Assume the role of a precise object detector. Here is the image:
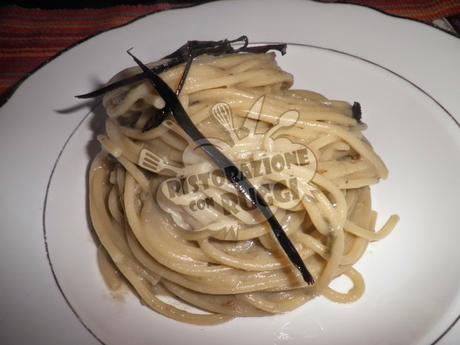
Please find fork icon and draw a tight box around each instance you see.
[138,149,184,176]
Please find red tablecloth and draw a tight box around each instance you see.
[1,0,459,105]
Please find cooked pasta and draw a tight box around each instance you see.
[89,50,398,325]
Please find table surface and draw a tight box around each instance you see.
[1,0,460,106]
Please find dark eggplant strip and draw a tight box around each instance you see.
[75,36,286,100]
[242,44,287,55]
[126,50,315,285]
[352,102,362,122]
[75,58,181,99]
[142,47,194,131]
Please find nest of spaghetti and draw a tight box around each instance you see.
[89,50,398,324]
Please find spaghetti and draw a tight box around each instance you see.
[88,45,398,324]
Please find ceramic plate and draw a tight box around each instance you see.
[1,1,459,344]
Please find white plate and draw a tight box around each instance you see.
[0,1,459,344]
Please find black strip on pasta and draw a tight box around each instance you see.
[75,36,286,100]
[126,50,315,285]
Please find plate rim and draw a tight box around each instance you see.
[2,0,460,344]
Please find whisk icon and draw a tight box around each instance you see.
[211,102,240,145]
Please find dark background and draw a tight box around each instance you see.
[3,0,197,8]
